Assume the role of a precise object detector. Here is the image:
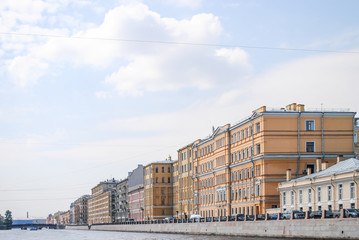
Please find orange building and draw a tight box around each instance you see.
[143,158,174,220]
[184,103,356,217]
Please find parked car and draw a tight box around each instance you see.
[334,209,359,218]
[246,215,255,221]
[309,210,333,219]
[164,217,174,223]
[282,210,305,220]
[189,214,202,222]
[235,214,245,221]
[256,214,266,220]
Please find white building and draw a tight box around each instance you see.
[278,157,359,212]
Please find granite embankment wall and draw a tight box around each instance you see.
[66,219,359,239]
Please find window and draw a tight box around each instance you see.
[168,167,171,173]
[299,190,303,204]
[283,192,286,205]
[155,167,158,173]
[162,177,165,183]
[327,186,332,201]
[245,128,249,138]
[250,126,253,136]
[350,182,355,199]
[306,142,315,152]
[338,184,343,200]
[291,191,294,205]
[156,177,158,183]
[317,187,321,202]
[168,177,171,183]
[308,189,312,203]
[256,122,260,133]
[305,120,315,131]
[256,144,261,154]
[162,167,165,173]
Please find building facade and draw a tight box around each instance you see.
[128,164,144,221]
[144,158,174,220]
[279,157,359,212]
[182,103,356,217]
[88,179,118,224]
[175,144,195,219]
[73,195,91,224]
[116,178,129,222]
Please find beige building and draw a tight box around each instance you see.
[279,157,359,212]
[73,195,91,225]
[88,179,118,224]
[180,103,356,217]
[172,160,179,218]
[143,158,174,220]
[175,144,195,219]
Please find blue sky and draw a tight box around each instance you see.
[1,0,359,219]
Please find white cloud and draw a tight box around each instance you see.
[166,0,203,9]
[3,2,252,92]
[6,55,48,87]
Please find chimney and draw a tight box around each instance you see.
[286,169,292,181]
[337,155,343,163]
[321,161,328,170]
[168,155,172,161]
[307,167,312,175]
[296,104,305,112]
[316,158,322,172]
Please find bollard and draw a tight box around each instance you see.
[340,209,345,219]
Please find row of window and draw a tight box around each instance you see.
[230,122,261,144]
[230,144,261,163]
[145,177,172,185]
[198,185,261,205]
[283,183,356,206]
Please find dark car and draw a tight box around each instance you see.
[309,210,333,219]
[235,214,245,221]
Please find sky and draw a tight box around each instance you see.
[1,0,359,219]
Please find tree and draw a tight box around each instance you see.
[4,210,12,226]
[0,214,3,225]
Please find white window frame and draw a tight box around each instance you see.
[350,182,355,199]
[338,184,343,200]
[305,120,315,131]
[305,141,316,152]
[327,185,332,201]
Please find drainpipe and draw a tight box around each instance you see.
[330,177,336,211]
[321,112,325,160]
[296,112,301,177]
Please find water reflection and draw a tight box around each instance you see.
[0,229,291,240]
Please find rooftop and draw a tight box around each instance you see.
[287,158,359,183]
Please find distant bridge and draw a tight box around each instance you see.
[11,223,62,229]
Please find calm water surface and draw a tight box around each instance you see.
[0,229,287,240]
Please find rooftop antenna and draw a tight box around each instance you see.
[321,103,323,112]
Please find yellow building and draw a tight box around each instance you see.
[88,179,118,224]
[279,157,359,212]
[175,143,195,219]
[143,158,174,220]
[184,103,356,217]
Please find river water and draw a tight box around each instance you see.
[0,229,286,240]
